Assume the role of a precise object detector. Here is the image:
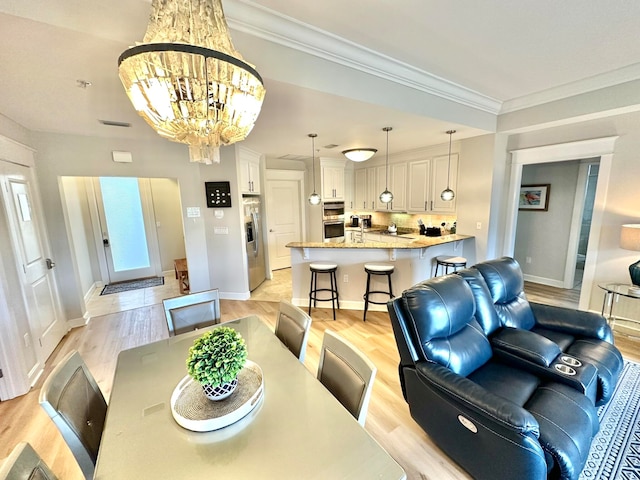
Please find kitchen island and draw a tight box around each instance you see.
[286,233,474,312]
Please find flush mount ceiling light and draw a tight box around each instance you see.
[118,0,266,165]
[342,148,377,162]
[308,134,322,206]
[379,127,394,204]
[440,130,456,202]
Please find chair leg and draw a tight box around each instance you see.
[308,271,314,315]
[363,272,371,321]
[330,271,337,320]
[388,272,394,298]
[333,270,340,309]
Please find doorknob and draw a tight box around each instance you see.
[103,238,110,247]
[269,229,274,232]
[46,258,56,269]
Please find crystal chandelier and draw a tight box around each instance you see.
[118,0,266,164]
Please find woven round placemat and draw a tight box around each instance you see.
[173,361,263,421]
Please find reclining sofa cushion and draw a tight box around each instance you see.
[401,275,492,377]
[471,257,623,406]
[393,275,598,479]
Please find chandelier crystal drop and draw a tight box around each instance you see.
[440,130,456,201]
[379,127,393,204]
[118,0,266,164]
[308,134,322,206]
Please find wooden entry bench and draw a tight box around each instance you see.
[174,258,189,294]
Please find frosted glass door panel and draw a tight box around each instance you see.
[100,177,150,271]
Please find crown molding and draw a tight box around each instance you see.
[501,63,640,114]
[225,0,502,115]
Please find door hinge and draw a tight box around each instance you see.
[0,368,3,378]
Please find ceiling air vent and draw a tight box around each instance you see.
[323,144,339,149]
[99,120,132,128]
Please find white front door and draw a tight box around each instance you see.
[0,161,66,373]
[94,177,161,283]
[265,173,303,270]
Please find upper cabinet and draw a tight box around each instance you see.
[407,153,458,214]
[239,147,261,194]
[321,159,346,201]
[377,163,407,212]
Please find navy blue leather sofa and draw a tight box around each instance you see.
[386,258,622,480]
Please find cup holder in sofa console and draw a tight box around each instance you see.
[560,356,582,367]
[554,364,577,376]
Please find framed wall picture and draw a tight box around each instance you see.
[519,184,550,211]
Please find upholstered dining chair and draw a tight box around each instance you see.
[317,329,377,426]
[39,350,106,480]
[275,300,312,362]
[0,442,58,480]
[162,288,221,336]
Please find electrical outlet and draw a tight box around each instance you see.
[476,222,482,230]
[526,256,532,264]
[343,274,349,283]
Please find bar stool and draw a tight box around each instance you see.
[435,255,467,276]
[363,263,394,321]
[309,263,340,320]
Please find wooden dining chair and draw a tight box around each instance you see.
[317,329,377,426]
[275,300,312,362]
[39,350,106,480]
[162,288,221,336]
[0,442,58,480]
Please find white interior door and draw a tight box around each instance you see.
[265,175,303,270]
[94,177,161,283]
[1,161,66,369]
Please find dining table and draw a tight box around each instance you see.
[94,315,406,479]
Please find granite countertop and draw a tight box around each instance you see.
[286,234,473,250]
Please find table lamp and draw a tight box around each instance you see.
[620,224,640,293]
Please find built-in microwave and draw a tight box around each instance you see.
[322,201,345,220]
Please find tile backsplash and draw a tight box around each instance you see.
[351,211,456,233]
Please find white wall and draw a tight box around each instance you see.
[515,161,580,284]
[502,109,640,317]
[60,177,97,299]
[29,132,249,321]
[149,178,186,272]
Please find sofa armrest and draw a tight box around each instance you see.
[491,328,562,367]
[529,302,613,342]
[415,361,540,436]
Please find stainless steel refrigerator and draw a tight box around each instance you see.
[243,196,267,291]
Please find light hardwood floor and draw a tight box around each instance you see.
[2,283,639,479]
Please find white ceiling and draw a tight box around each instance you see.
[1,0,639,160]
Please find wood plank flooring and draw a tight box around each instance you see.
[1,294,638,479]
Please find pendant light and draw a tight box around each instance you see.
[308,134,322,206]
[379,127,394,204]
[440,130,456,201]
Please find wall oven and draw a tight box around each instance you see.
[322,201,345,243]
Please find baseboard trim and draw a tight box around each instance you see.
[523,274,565,289]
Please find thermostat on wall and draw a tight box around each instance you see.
[205,181,232,208]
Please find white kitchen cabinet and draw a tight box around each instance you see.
[407,154,457,213]
[239,147,261,194]
[354,168,368,210]
[377,163,407,212]
[431,154,458,213]
[321,159,346,200]
[344,167,354,209]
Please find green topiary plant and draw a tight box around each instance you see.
[186,327,248,387]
